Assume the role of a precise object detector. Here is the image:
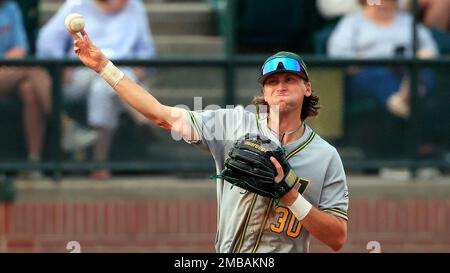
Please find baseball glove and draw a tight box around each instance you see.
[214,133,299,199]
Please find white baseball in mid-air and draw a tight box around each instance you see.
[64,13,85,33]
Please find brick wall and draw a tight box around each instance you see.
[1,198,449,253]
[311,198,450,253]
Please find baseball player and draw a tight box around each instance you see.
[70,29,349,252]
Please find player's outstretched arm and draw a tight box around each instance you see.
[70,30,196,140]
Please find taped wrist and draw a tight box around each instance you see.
[288,194,312,221]
[99,61,124,88]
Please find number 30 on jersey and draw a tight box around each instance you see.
[270,178,310,238]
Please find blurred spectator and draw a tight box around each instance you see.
[402,0,450,32]
[317,0,450,29]
[327,0,439,119]
[37,0,155,180]
[316,0,361,21]
[0,0,97,179]
[314,0,361,54]
[236,0,323,53]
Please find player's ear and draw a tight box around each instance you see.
[304,81,312,97]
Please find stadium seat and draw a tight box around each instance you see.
[430,28,450,55]
[234,0,324,54]
[313,22,338,55]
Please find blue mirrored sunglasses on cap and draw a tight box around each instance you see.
[261,57,303,75]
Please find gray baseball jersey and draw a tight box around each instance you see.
[184,106,349,253]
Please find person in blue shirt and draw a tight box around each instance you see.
[37,0,156,180]
[0,0,28,55]
[327,0,438,119]
[0,0,97,179]
[0,0,46,174]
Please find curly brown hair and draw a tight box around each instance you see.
[251,89,320,121]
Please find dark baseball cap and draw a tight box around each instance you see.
[258,51,310,85]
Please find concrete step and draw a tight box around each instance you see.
[148,3,218,36]
[147,66,259,89]
[39,2,218,36]
[14,175,450,201]
[14,176,217,201]
[146,67,223,89]
[155,35,223,56]
[140,67,260,107]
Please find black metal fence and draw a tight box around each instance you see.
[0,56,449,179]
[1,0,449,179]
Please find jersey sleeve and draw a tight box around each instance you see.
[318,148,349,220]
[182,106,248,153]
